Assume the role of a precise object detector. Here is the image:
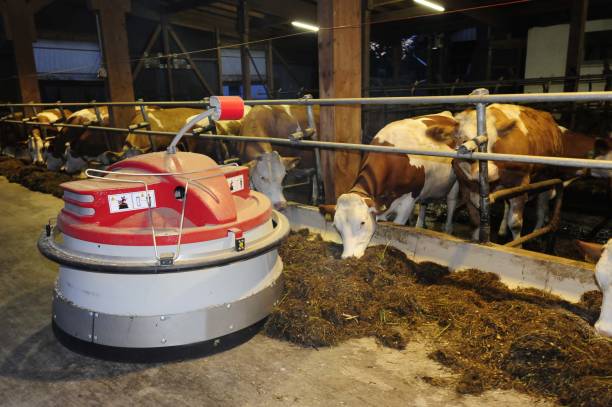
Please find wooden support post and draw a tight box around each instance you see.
[89,0,136,132]
[215,28,224,95]
[161,16,175,100]
[239,0,251,99]
[3,0,40,114]
[318,0,362,202]
[564,0,589,92]
[266,40,275,98]
[362,1,370,97]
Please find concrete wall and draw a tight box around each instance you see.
[524,19,612,93]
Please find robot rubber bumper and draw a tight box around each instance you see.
[38,97,290,358]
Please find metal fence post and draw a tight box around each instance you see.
[473,88,491,243]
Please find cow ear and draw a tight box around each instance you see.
[365,197,385,215]
[496,118,516,136]
[426,123,458,143]
[282,156,301,170]
[575,240,604,264]
[318,204,336,220]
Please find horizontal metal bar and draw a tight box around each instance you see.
[2,91,612,109]
[488,178,564,204]
[244,91,612,106]
[5,119,612,171]
[0,100,210,108]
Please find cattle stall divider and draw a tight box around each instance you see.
[2,90,612,247]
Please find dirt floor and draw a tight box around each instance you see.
[266,231,612,407]
[0,177,555,407]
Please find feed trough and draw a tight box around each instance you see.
[38,97,290,361]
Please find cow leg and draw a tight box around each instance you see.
[416,204,426,229]
[393,195,417,225]
[596,288,612,337]
[444,181,459,234]
[377,197,403,222]
[498,201,509,237]
[507,194,528,242]
[534,190,552,230]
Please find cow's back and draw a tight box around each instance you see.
[355,114,457,206]
[487,105,563,157]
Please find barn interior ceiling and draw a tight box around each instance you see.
[29,0,612,44]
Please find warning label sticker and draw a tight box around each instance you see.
[108,190,156,213]
[227,174,245,192]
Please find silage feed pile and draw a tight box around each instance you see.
[0,157,73,197]
[266,230,612,406]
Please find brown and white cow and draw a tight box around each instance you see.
[560,129,612,189]
[496,127,612,237]
[320,112,459,258]
[576,238,612,337]
[453,104,564,241]
[235,105,316,209]
[50,107,113,174]
[27,108,71,165]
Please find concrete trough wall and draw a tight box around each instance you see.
[285,203,598,303]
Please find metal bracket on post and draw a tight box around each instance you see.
[472,88,491,243]
[303,94,324,205]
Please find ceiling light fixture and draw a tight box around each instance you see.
[291,21,320,32]
[414,0,445,12]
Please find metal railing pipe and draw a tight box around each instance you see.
[2,91,612,109]
[242,91,612,106]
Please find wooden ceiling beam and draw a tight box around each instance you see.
[130,0,239,38]
[248,0,316,23]
[165,0,217,15]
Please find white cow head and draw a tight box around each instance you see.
[577,239,612,337]
[27,133,45,165]
[321,193,378,259]
[246,151,300,210]
[594,239,612,337]
[63,143,87,175]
